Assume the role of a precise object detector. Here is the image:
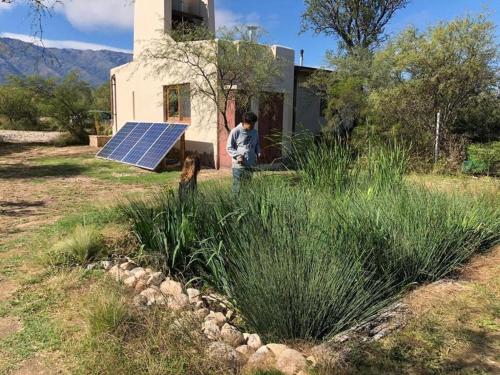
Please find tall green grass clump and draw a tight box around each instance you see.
[121,139,499,341]
[86,282,131,337]
[43,225,105,267]
[285,134,357,194]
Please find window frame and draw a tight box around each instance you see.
[164,84,191,124]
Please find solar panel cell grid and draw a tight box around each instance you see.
[109,123,152,161]
[96,122,137,159]
[122,124,166,165]
[137,124,188,170]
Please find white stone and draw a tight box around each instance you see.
[256,346,271,355]
[266,343,289,357]
[220,323,246,347]
[195,308,210,319]
[235,345,254,357]
[108,265,124,281]
[207,342,247,367]
[275,349,307,375]
[146,272,164,287]
[225,310,235,321]
[140,287,163,306]
[203,320,221,340]
[160,279,183,296]
[120,261,136,271]
[167,293,189,311]
[129,267,147,279]
[243,333,250,341]
[247,345,275,368]
[247,334,263,350]
[186,288,201,303]
[205,311,226,327]
[123,276,138,288]
[101,261,113,271]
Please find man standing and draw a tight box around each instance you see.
[226,111,261,193]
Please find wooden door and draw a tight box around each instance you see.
[218,96,244,169]
[258,93,284,164]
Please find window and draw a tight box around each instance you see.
[165,84,191,124]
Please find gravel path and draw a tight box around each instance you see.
[0,130,63,144]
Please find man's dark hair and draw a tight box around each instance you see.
[243,111,258,125]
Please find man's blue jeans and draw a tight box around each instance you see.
[232,168,253,193]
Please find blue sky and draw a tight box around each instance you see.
[0,0,498,67]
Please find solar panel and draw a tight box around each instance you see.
[109,123,152,161]
[137,125,188,170]
[97,122,137,159]
[122,125,166,165]
[96,122,188,171]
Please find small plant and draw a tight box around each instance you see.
[43,225,105,267]
[86,282,131,337]
[463,141,500,176]
[52,132,88,147]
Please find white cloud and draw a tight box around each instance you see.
[1,32,132,53]
[53,0,259,32]
[0,2,15,13]
[215,8,261,29]
[55,0,134,31]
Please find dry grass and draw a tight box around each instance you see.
[316,246,500,375]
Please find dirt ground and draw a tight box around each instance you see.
[0,145,135,245]
[0,144,229,246]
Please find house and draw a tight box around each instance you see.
[110,0,325,169]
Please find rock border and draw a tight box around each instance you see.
[96,259,309,374]
[90,258,408,374]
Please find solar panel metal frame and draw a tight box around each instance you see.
[96,122,188,171]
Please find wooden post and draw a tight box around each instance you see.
[434,110,441,164]
[180,134,186,166]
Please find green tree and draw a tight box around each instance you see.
[370,15,498,163]
[302,0,409,51]
[302,0,408,140]
[140,24,284,132]
[0,83,39,127]
[308,48,376,139]
[93,83,110,112]
[15,71,94,140]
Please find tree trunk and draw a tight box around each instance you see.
[434,110,441,164]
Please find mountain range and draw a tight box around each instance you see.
[0,37,133,86]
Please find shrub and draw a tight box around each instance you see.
[122,141,499,341]
[120,190,198,274]
[285,134,356,194]
[86,282,131,337]
[52,132,88,147]
[43,225,105,267]
[463,142,500,176]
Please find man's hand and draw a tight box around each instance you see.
[237,155,245,165]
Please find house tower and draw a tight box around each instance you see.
[133,0,215,59]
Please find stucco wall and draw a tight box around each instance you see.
[295,72,325,134]
[111,41,219,164]
[134,0,171,60]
